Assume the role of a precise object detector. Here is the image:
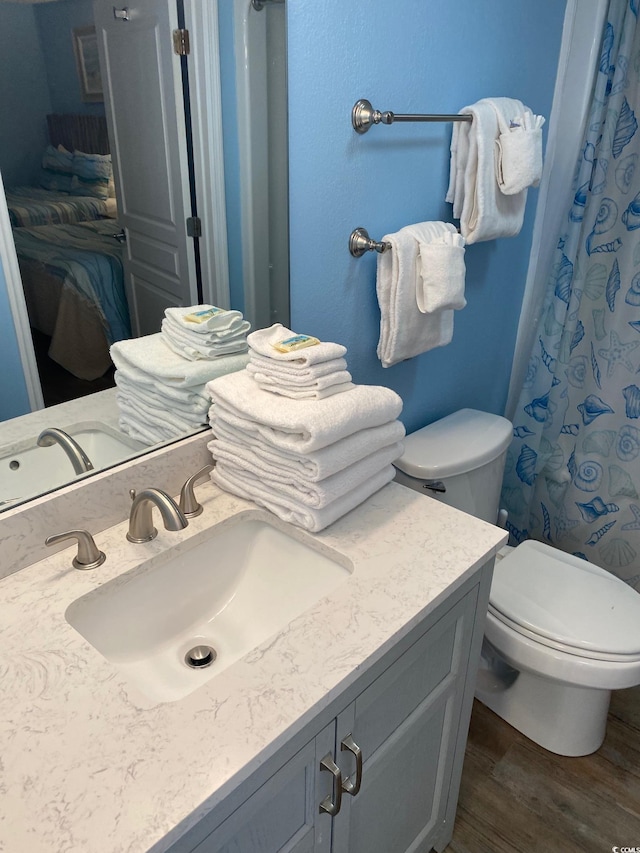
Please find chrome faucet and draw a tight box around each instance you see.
[37,428,94,475]
[127,488,188,543]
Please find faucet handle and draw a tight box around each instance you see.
[179,464,214,518]
[45,529,106,570]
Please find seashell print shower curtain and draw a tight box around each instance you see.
[502,0,640,587]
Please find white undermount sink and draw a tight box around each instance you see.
[0,422,146,506]
[65,515,353,703]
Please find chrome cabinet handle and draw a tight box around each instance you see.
[113,7,130,20]
[340,734,363,797]
[319,753,343,816]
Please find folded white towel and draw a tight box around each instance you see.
[115,371,210,417]
[495,108,545,195]
[248,353,349,382]
[247,360,354,399]
[210,416,406,481]
[110,334,249,387]
[248,323,347,364]
[446,97,528,243]
[376,227,454,367]
[116,390,204,433]
[249,380,355,400]
[112,363,210,407]
[165,305,249,335]
[206,370,403,453]
[118,415,174,446]
[212,460,395,532]
[163,315,250,346]
[208,437,403,507]
[405,222,467,313]
[162,321,249,361]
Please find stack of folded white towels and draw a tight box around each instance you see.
[161,305,250,360]
[110,305,250,445]
[206,324,405,532]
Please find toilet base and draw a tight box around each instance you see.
[475,661,611,756]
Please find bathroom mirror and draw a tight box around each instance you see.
[0,0,288,512]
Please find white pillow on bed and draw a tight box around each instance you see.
[70,150,113,200]
[39,144,74,193]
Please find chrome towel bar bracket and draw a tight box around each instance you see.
[352,98,473,134]
[349,227,391,258]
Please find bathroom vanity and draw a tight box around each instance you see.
[0,475,506,853]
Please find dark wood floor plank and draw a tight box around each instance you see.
[449,695,640,852]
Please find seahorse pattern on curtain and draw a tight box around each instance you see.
[501,0,640,588]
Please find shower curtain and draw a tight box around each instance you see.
[502,0,640,588]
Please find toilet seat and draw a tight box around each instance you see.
[489,540,640,660]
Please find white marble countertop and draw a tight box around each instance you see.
[0,481,506,853]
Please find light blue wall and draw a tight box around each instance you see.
[0,261,31,421]
[218,1,245,313]
[35,0,105,118]
[287,0,565,434]
[0,4,51,187]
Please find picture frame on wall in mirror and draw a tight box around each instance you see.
[72,26,103,103]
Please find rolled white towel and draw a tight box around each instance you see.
[110,333,249,387]
[210,416,406,482]
[208,437,403,506]
[165,305,249,335]
[247,323,346,364]
[212,460,395,532]
[206,370,403,453]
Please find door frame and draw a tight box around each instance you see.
[2,0,228,414]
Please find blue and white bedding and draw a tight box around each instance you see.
[12,219,130,344]
[6,187,116,228]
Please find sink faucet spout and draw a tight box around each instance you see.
[127,488,188,543]
[37,428,94,475]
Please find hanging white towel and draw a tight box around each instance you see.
[248,324,347,364]
[206,370,403,453]
[446,97,528,243]
[405,222,467,313]
[494,107,545,196]
[376,226,454,367]
[212,460,395,533]
[110,334,249,387]
[210,415,406,482]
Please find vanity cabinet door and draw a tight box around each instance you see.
[331,589,478,853]
[193,723,334,853]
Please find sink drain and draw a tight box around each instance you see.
[184,645,217,669]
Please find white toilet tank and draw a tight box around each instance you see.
[394,408,513,524]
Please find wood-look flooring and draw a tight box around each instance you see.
[448,688,640,853]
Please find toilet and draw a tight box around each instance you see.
[394,408,640,756]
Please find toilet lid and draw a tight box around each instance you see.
[489,540,640,657]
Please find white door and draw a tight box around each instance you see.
[93,0,198,337]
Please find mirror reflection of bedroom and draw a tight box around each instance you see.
[1,0,125,408]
